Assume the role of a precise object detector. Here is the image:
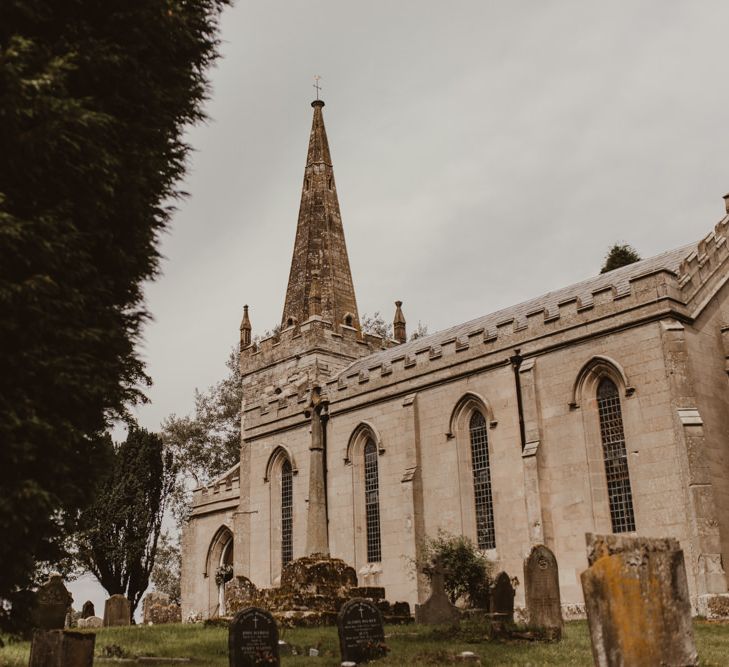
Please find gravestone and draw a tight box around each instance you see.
[143,591,170,623]
[35,573,73,630]
[337,598,386,664]
[81,600,95,619]
[29,629,95,667]
[103,594,131,627]
[77,616,102,629]
[524,544,562,639]
[228,607,280,667]
[414,560,460,625]
[580,533,698,667]
[489,571,515,623]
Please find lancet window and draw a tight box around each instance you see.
[364,438,382,562]
[597,378,636,532]
[281,459,293,566]
[469,411,495,549]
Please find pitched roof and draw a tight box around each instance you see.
[341,241,695,377]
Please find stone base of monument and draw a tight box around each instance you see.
[696,593,729,619]
[225,554,411,627]
[29,629,95,667]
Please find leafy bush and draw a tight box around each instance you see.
[418,531,493,608]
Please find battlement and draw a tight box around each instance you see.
[326,242,701,399]
[241,316,395,374]
[240,316,401,430]
[192,463,240,510]
[677,215,729,304]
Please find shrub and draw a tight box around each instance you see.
[418,531,493,608]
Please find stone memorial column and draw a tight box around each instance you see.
[305,386,329,556]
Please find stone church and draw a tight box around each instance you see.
[181,98,729,620]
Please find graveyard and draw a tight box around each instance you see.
[8,538,729,666]
[3,618,729,666]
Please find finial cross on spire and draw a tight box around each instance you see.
[313,75,322,100]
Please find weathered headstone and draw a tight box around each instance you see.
[103,594,131,627]
[337,598,386,664]
[77,616,103,629]
[29,629,95,667]
[143,591,170,623]
[580,533,698,667]
[489,571,515,623]
[414,560,460,625]
[148,602,182,625]
[81,600,95,619]
[228,607,280,667]
[524,544,562,639]
[35,573,73,630]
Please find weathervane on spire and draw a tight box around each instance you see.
[313,75,322,100]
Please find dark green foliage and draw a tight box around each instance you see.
[600,243,642,273]
[162,345,241,525]
[419,531,494,608]
[0,0,228,630]
[76,427,176,616]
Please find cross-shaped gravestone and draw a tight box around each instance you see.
[414,559,461,625]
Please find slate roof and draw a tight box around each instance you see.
[341,241,695,377]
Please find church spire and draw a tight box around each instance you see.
[281,99,360,330]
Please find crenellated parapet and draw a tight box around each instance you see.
[326,240,711,402]
[677,214,729,308]
[191,463,241,514]
[240,316,398,431]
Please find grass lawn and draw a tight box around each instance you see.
[2,619,728,666]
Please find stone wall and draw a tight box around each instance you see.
[181,212,729,618]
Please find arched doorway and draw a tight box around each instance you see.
[206,527,234,617]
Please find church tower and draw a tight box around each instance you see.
[234,99,395,578]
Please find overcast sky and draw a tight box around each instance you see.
[130,0,729,434]
[71,0,729,613]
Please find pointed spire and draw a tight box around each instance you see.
[393,300,407,343]
[240,304,252,348]
[282,100,360,331]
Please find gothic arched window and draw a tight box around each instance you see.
[281,460,293,566]
[597,377,636,533]
[364,438,382,562]
[469,411,495,549]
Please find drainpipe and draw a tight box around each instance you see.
[510,349,526,451]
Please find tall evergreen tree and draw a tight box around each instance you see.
[76,426,176,617]
[0,0,229,629]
